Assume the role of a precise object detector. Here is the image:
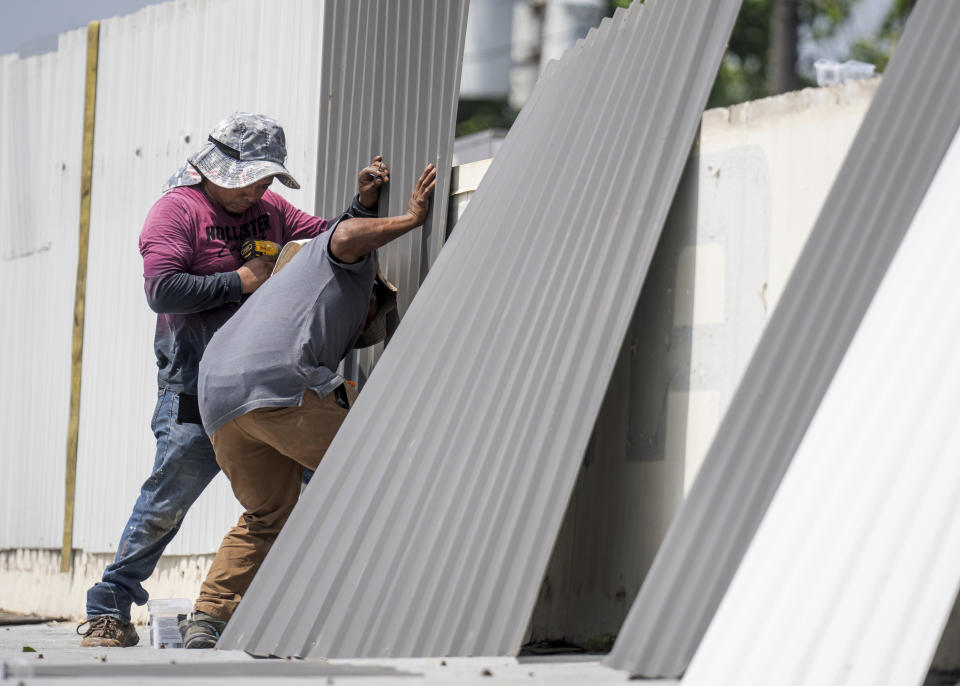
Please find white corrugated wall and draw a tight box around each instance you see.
[67,0,327,554]
[0,29,87,549]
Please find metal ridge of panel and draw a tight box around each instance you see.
[604,0,960,677]
[220,0,742,659]
[683,124,960,686]
[318,0,469,386]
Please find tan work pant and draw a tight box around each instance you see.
[195,386,357,621]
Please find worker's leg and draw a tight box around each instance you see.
[85,389,219,622]
[191,386,355,623]
[193,417,301,621]
[251,386,357,470]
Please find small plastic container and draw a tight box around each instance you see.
[814,59,876,86]
[147,598,192,649]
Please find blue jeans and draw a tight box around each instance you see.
[85,389,220,622]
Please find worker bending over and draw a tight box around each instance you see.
[179,162,437,648]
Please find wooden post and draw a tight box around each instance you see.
[62,20,100,574]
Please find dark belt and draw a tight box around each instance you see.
[178,385,349,426]
[333,383,350,410]
[176,393,203,425]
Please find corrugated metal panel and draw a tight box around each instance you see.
[685,124,960,686]
[220,0,741,658]
[605,0,960,677]
[0,29,87,548]
[72,0,327,554]
[318,0,468,387]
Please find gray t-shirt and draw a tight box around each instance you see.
[198,229,377,435]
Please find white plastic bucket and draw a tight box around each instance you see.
[147,598,192,649]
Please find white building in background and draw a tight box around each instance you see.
[460,0,606,107]
[456,0,606,164]
[460,0,514,98]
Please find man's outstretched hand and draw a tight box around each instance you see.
[406,164,437,226]
[358,155,389,209]
[330,162,439,264]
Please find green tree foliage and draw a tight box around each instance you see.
[710,0,772,106]
[709,0,916,108]
[799,0,857,39]
[848,0,916,71]
[456,99,516,138]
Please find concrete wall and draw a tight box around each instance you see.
[0,550,213,624]
[528,77,882,649]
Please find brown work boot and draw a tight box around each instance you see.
[181,611,227,649]
[77,616,140,647]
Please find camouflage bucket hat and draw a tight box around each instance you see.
[187,112,300,190]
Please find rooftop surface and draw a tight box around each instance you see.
[0,622,676,685]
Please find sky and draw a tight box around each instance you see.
[0,0,157,56]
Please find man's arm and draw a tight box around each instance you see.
[276,154,385,245]
[278,192,377,244]
[145,272,239,314]
[145,257,274,314]
[330,164,437,263]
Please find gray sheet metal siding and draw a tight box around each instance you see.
[604,0,960,677]
[315,0,468,386]
[219,0,740,658]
